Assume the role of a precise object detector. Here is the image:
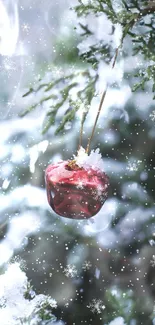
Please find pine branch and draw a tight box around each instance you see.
[140,1,155,16]
[20,0,155,135]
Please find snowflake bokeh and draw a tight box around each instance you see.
[22,23,30,34]
[63,264,77,278]
[2,57,17,78]
[82,260,92,271]
[87,299,105,314]
[76,179,85,189]
[126,159,142,172]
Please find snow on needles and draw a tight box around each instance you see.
[74,146,105,171]
[109,317,126,325]
[0,263,57,325]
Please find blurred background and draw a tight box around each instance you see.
[0,0,155,324]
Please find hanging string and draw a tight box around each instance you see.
[78,110,86,151]
[85,45,121,154]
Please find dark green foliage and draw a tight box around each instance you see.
[53,34,80,64]
[104,288,135,323]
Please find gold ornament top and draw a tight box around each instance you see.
[67,159,83,171]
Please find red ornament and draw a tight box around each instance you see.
[45,160,109,219]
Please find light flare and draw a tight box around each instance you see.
[0,0,19,56]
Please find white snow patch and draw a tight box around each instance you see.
[0,212,41,265]
[29,140,48,173]
[0,263,57,325]
[109,317,126,325]
[74,146,105,171]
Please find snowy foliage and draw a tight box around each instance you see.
[0,263,57,325]
[21,0,155,134]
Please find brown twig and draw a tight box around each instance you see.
[85,88,108,154]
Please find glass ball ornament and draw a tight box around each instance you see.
[45,158,109,220]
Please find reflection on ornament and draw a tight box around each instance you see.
[45,157,109,219]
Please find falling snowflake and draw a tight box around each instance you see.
[7,101,16,109]
[126,159,142,172]
[55,67,64,77]
[150,255,155,267]
[97,184,104,194]
[77,179,85,189]
[48,66,64,77]
[87,299,105,314]
[82,261,92,271]
[150,110,155,121]
[63,264,77,278]
[91,184,107,203]
[3,57,17,77]
[22,23,30,34]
